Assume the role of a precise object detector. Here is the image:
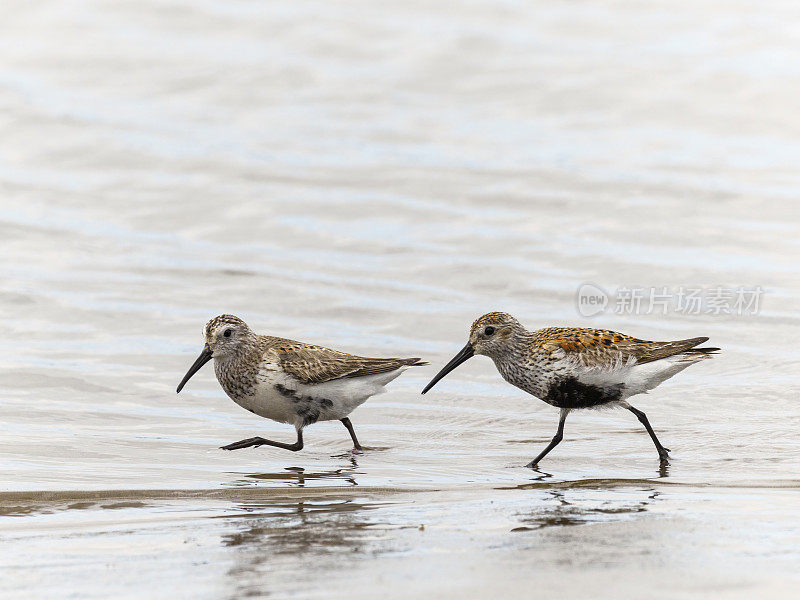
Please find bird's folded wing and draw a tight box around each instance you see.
[274,341,424,385]
[539,327,710,370]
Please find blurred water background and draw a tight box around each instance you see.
[1,1,800,598]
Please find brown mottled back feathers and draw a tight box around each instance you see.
[267,337,427,385]
[533,327,719,368]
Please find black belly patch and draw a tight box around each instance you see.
[275,383,333,426]
[544,377,623,408]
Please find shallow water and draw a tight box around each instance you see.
[2,0,800,598]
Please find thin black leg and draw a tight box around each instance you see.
[221,429,304,452]
[340,417,363,451]
[526,409,569,468]
[626,405,670,463]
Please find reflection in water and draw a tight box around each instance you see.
[0,505,41,517]
[529,460,669,481]
[228,457,361,488]
[223,499,381,553]
[331,446,390,458]
[511,488,660,532]
[528,467,555,481]
[0,499,147,517]
[221,498,392,599]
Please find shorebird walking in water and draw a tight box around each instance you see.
[177,315,426,452]
[422,312,718,467]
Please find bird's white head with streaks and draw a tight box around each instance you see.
[203,314,256,360]
[176,314,256,393]
[468,311,525,358]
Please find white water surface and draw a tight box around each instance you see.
[1,1,800,598]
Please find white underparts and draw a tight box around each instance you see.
[229,366,409,428]
[557,351,711,401]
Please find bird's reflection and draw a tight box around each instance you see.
[220,496,389,599]
[511,488,660,532]
[223,498,381,553]
[227,456,361,488]
[527,466,555,482]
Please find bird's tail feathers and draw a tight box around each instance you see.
[403,357,429,367]
[677,346,720,362]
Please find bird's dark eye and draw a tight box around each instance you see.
[223,329,232,338]
[484,326,495,336]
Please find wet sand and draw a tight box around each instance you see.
[5,481,800,599]
[2,0,800,598]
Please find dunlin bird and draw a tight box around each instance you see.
[422,312,718,467]
[177,315,426,452]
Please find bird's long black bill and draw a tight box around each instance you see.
[176,345,213,393]
[421,343,474,394]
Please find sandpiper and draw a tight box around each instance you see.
[422,312,719,467]
[177,315,426,452]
